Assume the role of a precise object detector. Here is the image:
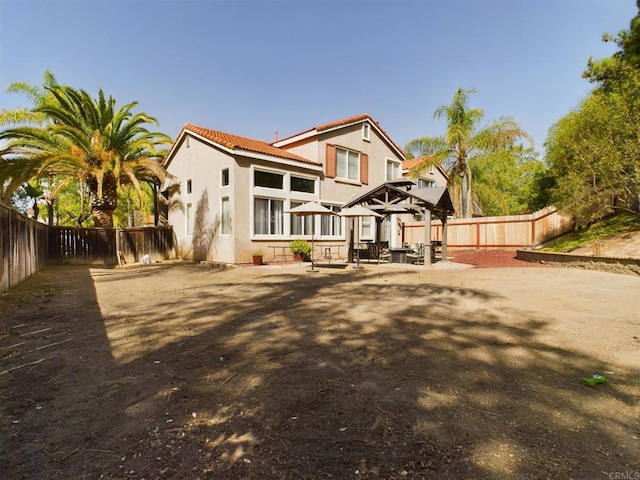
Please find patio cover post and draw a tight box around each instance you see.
[424,207,431,267]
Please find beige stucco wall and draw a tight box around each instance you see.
[166,135,236,263]
[167,120,415,264]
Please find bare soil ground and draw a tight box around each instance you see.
[1,256,639,479]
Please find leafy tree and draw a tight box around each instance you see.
[405,88,532,218]
[544,91,639,226]
[0,85,172,227]
[544,3,640,227]
[471,145,546,216]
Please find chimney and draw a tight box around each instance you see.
[274,131,278,142]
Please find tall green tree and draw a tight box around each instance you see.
[471,145,546,216]
[545,89,639,226]
[405,88,532,218]
[0,85,172,227]
[545,2,640,226]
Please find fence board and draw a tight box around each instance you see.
[403,207,574,250]
[1,202,176,292]
[1,203,48,293]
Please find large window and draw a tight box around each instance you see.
[321,205,342,236]
[386,159,401,181]
[290,201,313,235]
[252,168,320,238]
[221,197,230,234]
[254,198,284,235]
[336,147,360,181]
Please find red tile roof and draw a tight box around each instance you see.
[402,156,431,170]
[275,113,405,158]
[183,124,321,166]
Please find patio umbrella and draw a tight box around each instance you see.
[339,205,383,269]
[287,202,336,273]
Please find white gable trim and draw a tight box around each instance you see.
[164,129,322,172]
[274,118,405,160]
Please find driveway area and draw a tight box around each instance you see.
[1,261,639,479]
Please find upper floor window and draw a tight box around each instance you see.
[254,170,284,189]
[221,168,229,187]
[386,159,401,181]
[186,179,192,195]
[336,147,360,181]
[362,123,371,141]
[416,178,435,188]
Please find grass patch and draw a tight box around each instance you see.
[541,213,640,252]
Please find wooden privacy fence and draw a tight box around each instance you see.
[1,202,176,293]
[48,226,175,266]
[403,207,574,250]
[0,203,48,294]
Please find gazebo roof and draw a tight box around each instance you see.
[343,182,454,218]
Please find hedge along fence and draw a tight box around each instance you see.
[403,207,574,250]
[0,203,48,294]
[1,202,176,293]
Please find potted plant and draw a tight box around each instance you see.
[252,250,264,265]
[290,239,312,262]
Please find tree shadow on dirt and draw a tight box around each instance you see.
[1,265,638,479]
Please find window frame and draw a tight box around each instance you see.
[319,204,343,239]
[386,158,401,182]
[251,166,319,239]
[221,196,230,235]
[362,123,371,141]
[221,168,230,187]
[186,202,193,235]
[335,146,360,183]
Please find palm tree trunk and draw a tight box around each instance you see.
[463,168,473,218]
[88,174,118,228]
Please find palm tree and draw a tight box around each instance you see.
[405,88,532,218]
[0,70,60,127]
[0,85,172,227]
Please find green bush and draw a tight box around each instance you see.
[290,239,312,256]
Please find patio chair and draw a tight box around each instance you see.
[406,243,426,265]
[366,242,391,264]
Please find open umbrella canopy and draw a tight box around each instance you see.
[339,205,384,218]
[287,201,336,216]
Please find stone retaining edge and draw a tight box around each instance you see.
[516,249,640,275]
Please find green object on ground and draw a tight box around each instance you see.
[582,374,607,387]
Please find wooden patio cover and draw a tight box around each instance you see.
[342,179,455,265]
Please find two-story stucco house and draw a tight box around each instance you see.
[163,114,440,264]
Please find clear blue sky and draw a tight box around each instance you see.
[0,0,636,156]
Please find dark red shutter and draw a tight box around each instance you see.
[360,153,369,185]
[326,144,336,178]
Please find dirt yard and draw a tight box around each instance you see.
[1,257,639,479]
